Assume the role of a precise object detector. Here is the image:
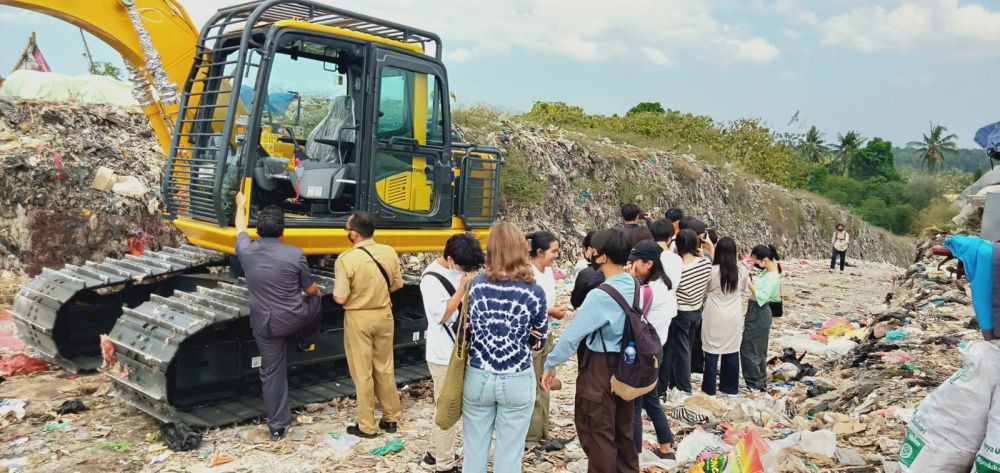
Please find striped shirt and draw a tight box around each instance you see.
[467,275,548,374]
[677,257,712,311]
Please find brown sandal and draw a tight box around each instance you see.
[649,444,676,460]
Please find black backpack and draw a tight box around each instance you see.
[595,278,663,401]
[422,272,460,341]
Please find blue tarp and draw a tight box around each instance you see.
[944,236,995,333]
[239,86,296,116]
[974,122,1000,150]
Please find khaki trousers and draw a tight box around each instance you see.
[527,333,554,443]
[428,362,459,469]
[345,309,401,435]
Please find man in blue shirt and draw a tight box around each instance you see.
[542,228,639,472]
[234,193,323,440]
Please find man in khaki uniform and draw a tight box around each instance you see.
[333,211,404,438]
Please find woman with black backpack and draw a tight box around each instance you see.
[741,244,782,392]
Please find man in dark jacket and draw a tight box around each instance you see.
[571,231,605,309]
[619,203,653,250]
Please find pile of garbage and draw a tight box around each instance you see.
[0,98,179,281]
[460,119,913,266]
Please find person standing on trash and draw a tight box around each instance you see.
[419,234,485,472]
[463,221,548,473]
[620,203,654,250]
[649,219,682,397]
[233,193,323,441]
[333,211,405,438]
[663,229,713,398]
[571,231,605,309]
[741,244,782,392]
[627,240,677,460]
[701,237,749,396]
[542,228,640,472]
[830,223,850,273]
[526,231,568,449]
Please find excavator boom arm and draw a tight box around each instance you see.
[0,0,199,152]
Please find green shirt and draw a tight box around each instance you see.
[754,271,781,306]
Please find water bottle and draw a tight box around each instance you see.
[624,341,637,365]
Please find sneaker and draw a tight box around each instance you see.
[296,341,316,352]
[346,424,378,439]
[269,427,286,441]
[378,420,398,433]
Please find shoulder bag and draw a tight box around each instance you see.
[434,280,473,430]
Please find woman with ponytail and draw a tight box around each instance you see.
[740,244,782,392]
[525,231,565,447]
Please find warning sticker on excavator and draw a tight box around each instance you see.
[306,186,323,198]
[251,356,261,368]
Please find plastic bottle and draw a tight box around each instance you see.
[624,341,637,365]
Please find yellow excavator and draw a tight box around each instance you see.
[5,0,501,427]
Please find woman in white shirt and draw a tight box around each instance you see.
[526,231,566,445]
[700,237,748,396]
[418,234,485,472]
[627,240,676,459]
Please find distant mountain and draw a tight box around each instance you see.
[893,147,991,174]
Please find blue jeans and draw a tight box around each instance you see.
[462,366,535,473]
[632,389,674,452]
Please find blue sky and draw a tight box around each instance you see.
[1,0,997,148]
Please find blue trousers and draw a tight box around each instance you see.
[632,389,674,452]
[462,366,535,473]
[702,352,740,395]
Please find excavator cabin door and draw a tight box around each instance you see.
[361,47,453,228]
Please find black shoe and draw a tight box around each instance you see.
[269,427,286,441]
[296,341,316,352]
[346,424,378,438]
[379,420,398,433]
[421,452,461,472]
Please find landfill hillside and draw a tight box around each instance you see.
[459,118,913,266]
[0,100,181,282]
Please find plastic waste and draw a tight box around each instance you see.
[112,176,148,199]
[325,432,361,457]
[96,441,132,451]
[209,450,234,467]
[899,341,1000,472]
[798,430,836,457]
[884,330,907,342]
[56,399,87,415]
[0,457,28,472]
[370,438,405,456]
[877,350,917,364]
[43,421,71,432]
[0,354,49,377]
[688,430,768,473]
[0,399,28,420]
[674,428,731,465]
[161,422,203,452]
[148,452,171,465]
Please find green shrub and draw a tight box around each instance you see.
[500,149,545,207]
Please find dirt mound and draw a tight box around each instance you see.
[0,99,180,281]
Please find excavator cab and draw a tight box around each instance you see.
[164,0,500,239]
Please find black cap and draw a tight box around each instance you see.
[628,240,662,262]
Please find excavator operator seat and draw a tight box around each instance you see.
[305,95,356,163]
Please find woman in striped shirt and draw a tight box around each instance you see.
[662,229,713,395]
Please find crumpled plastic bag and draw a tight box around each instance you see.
[111,176,148,199]
[675,428,731,465]
[0,354,49,377]
[324,432,361,457]
[370,438,404,456]
[688,430,769,473]
[160,422,203,452]
[0,399,28,420]
[56,399,87,415]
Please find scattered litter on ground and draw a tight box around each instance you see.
[325,432,361,456]
[370,438,405,457]
[95,441,132,451]
[209,450,234,467]
[56,398,87,415]
[0,354,49,377]
[160,422,203,452]
[43,420,71,432]
[0,399,27,420]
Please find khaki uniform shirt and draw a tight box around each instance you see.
[334,239,404,313]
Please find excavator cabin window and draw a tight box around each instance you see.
[243,35,365,218]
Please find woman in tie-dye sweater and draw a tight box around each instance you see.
[461,221,548,473]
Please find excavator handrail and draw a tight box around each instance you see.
[204,0,442,59]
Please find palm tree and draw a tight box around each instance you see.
[907,123,959,174]
[799,126,829,163]
[834,130,864,176]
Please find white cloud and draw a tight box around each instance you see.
[178,0,779,66]
[819,0,1000,56]
[0,9,42,24]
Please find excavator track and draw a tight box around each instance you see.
[10,245,229,371]
[105,267,430,428]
